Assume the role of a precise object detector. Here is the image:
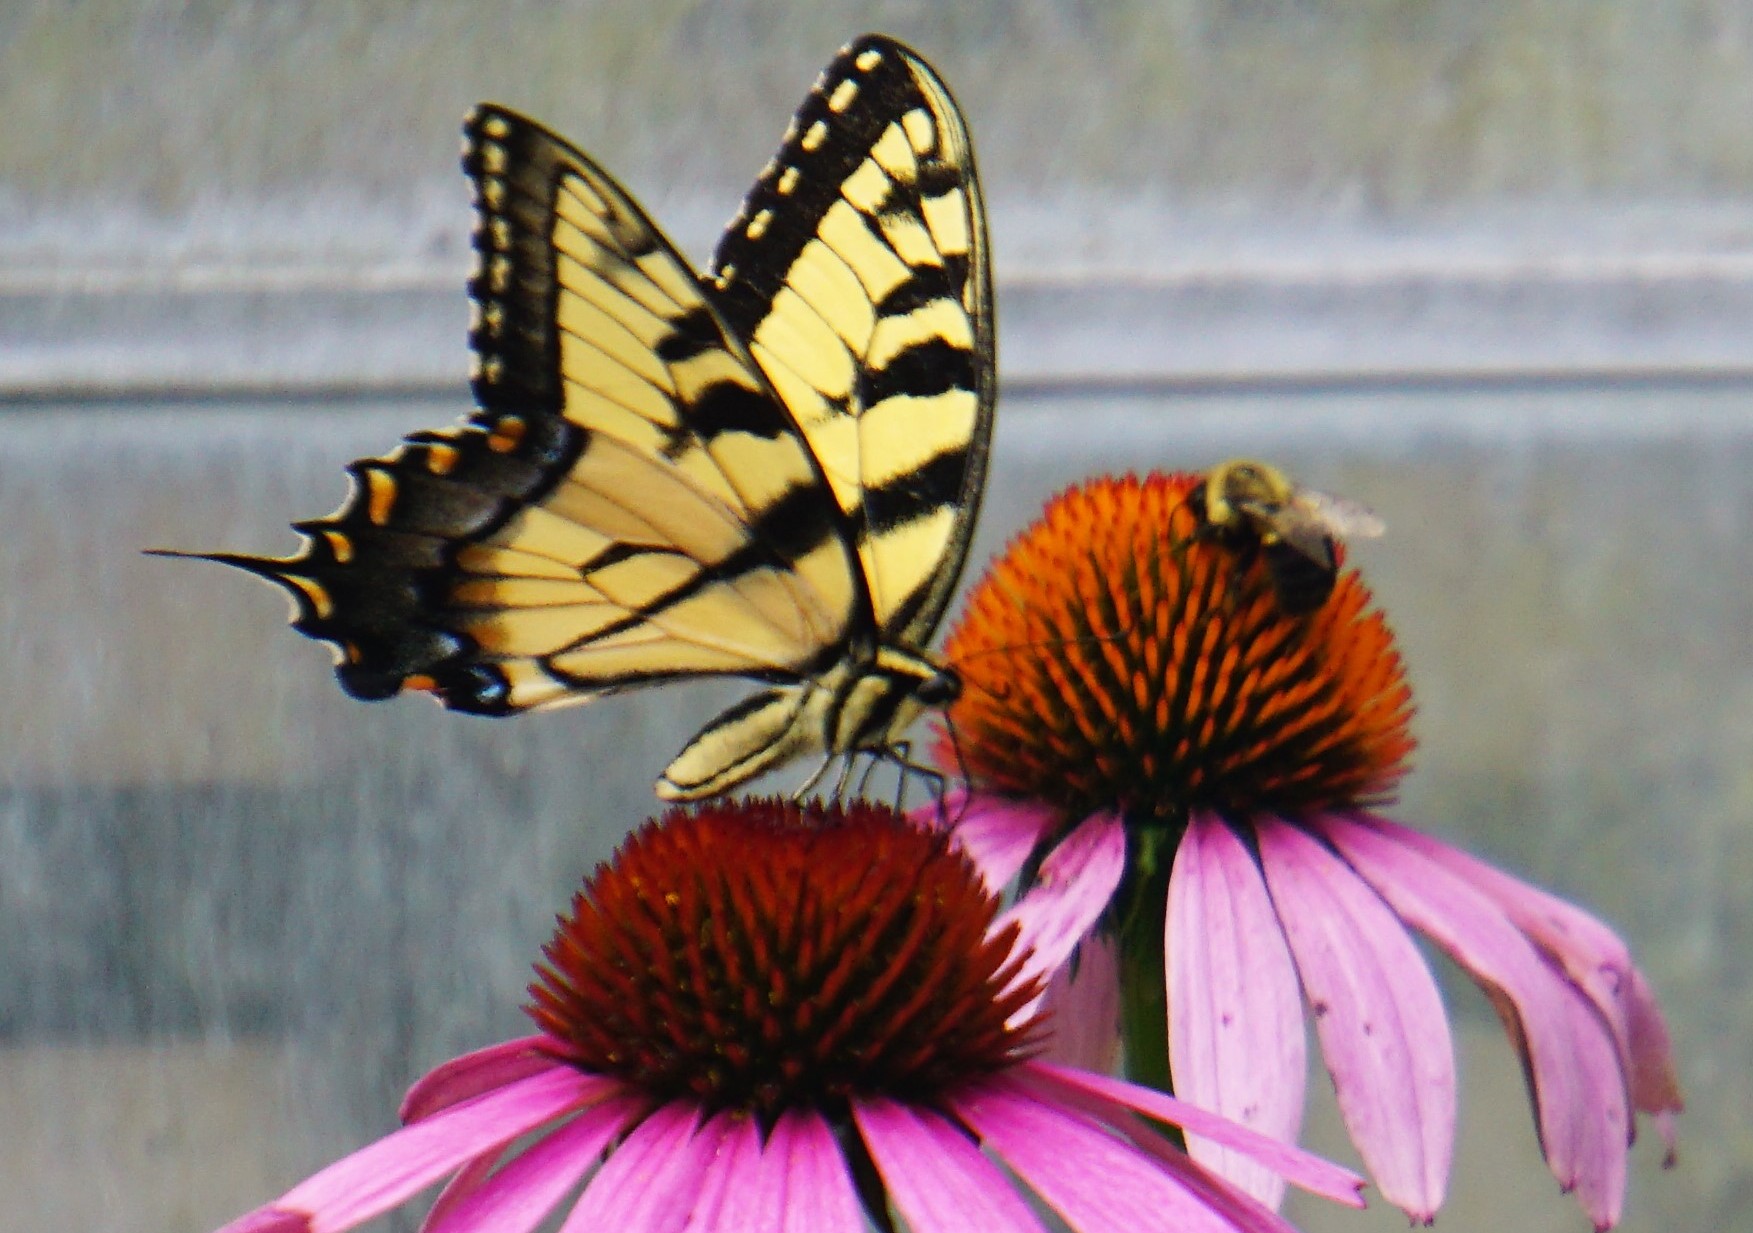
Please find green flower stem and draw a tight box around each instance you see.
[1114,820,1183,1145]
[1116,824,1173,1093]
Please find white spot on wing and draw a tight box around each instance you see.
[828,78,859,113]
[902,108,937,157]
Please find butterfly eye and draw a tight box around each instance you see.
[916,671,962,707]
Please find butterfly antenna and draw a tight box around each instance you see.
[941,712,971,795]
[943,621,1142,707]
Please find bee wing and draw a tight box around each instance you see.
[1276,517,1338,568]
[1294,489,1385,541]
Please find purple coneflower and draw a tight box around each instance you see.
[932,472,1683,1229]
[216,797,1363,1233]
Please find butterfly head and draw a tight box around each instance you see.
[914,666,962,707]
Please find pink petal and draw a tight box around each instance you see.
[993,810,1125,1011]
[281,1066,601,1232]
[1360,813,1683,1124]
[769,1110,868,1233]
[561,1102,722,1233]
[683,1112,773,1233]
[1623,969,1684,1141]
[1651,1110,1680,1168]
[853,1097,1047,1232]
[1256,819,1454,1222]
[1556,995,1632,1230]
[950,1078,1245,1233]
[426,1093,647,1233]
[1314,813,1631,1227]
[1168,812,1308,1210]
[419,1149,505,1232]
[1018,1064,1365,1207]
[401,1037,559,1123]
[1086,1112,1320,1233]
[928,790,1061,890]
[216,1211,309,1233]
[1040,934,1122,1072]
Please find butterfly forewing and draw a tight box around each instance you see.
[710,36,994,648]
[446,108,873,705]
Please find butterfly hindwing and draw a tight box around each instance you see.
[711,36,994,648]
[187,108,868,716]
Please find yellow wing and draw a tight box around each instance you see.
[711,35,994,647]
[159,34,995,800]
[175,105,863,715]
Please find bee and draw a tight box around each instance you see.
[1192,459,1385,615]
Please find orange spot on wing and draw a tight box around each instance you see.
[321,531,354,564]
[365,470,397,526]
[285,575,334,621]
[487,416,526,453]
[425,442,461,474]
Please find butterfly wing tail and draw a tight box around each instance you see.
[146,545,344,636]
[144,543,481,705]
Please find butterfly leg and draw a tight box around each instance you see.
[874,741,952,824]
[888,741,913,814]
[853,751,885,798]
[790,751,840,803]
[831,753,862,800]
[914,764,950,827]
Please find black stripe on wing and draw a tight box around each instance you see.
[542,479,859,682]
[706,34,995,647]
[710,37,931,335]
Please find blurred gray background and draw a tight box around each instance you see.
[2,3,1749,1231]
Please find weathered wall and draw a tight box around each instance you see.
[9,1,1753,268]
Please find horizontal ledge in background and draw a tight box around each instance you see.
[12,365,1753,412]
[7,253,1753,401]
